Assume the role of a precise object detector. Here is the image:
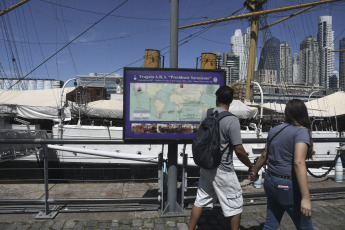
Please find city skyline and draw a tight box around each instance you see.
[205,13,343,89]
[0,0,345,85]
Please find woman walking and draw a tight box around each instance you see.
[250,99,314,230]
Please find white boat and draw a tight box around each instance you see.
[44,124,341,171]
[0,87,343,174]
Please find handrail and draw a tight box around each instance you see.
[0,197,158,205]
[1,137,345,145]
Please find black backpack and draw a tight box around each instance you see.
[192,108,233,169]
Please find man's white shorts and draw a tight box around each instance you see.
[194,168,243,217]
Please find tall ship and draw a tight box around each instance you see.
[1,0,345,179]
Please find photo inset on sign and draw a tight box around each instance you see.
[157,124,183,134]
[131,123,144,133]
[167,124,182,133]
[181,124,194,133]
[143,123,157,133]
[157,124,168,133]
[193,124,200,133]
[132,123,157,133]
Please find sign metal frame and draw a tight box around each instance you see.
[123,67,226,143]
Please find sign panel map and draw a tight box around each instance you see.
[130,83,218,122]
[124,68,225,141]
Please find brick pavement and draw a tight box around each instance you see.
[0,175,344,229]
[0,198,344,229]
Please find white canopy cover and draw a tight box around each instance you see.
[70,100,123,119]
[229,100,258,119]
[262,102,286,114]
[0,88,258,121]
[248,92,345,118]
[0,88,74,122]
[71,99,257,120]
[305,91,345,117]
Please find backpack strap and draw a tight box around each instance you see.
[215,110,234,159]
[207,108,214,117]
[206,109,234,149]
[217,110,233,121]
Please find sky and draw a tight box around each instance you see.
[1,0,345,84]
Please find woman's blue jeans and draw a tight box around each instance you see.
[263,171,313,230]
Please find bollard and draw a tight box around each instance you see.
[163,161,168,193]
[335,156,343,183]
[254,168,263,188]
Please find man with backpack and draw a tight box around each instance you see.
[189,85,254,230]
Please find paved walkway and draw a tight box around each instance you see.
[0,198,345,229]
[0,176,344,229]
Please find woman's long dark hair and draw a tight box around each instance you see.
[284,99,314,159]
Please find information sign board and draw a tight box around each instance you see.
[123,67,226,142]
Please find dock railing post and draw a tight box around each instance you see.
[335,153,343,183]
[158,152,164,210]
[160,143,186,216]
[35,144,58,219]
[181,145,187,209]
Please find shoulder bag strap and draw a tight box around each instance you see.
[267,124,291,155]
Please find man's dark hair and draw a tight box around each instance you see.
[215,85,233,106]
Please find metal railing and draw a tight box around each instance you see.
[0,137,189,218]
[0,130,47,162]
[0,137,344,219]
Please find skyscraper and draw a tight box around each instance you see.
[211,51,222,68]
[255,69,277,85]
[299,36,319,86]
[292,53,299,84]
[280,42,293,84]
[329,70,339,89]
[339,38,345,90]
[317,16,335,88]
[242,27,251,82]
[231,29,245,81]
[258,37,280,83]
[220,52,240,85]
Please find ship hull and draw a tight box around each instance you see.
[18,125,341,171]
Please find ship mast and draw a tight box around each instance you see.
[179,0,340,101]
[244,0,264,102]
[0,0,30,16]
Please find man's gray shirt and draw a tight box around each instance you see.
[201,107,242,172]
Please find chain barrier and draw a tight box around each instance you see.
[242,153,341,186]
[307,153,340,178]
